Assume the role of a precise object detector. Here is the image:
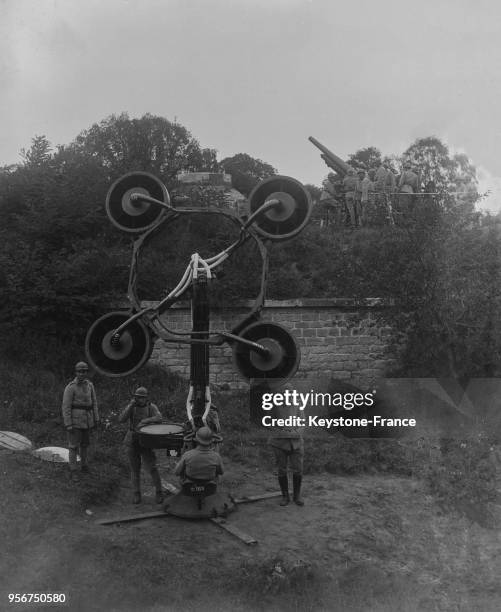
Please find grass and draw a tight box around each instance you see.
[2,341,499,521]
[2,338,501,610]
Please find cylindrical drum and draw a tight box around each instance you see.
[138,423,185,452]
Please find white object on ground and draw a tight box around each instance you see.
[32,447,80,463]
[0,431,33,451]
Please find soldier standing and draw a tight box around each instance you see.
[61,361,99,477]
[374,163,396,225]
[320,172,345,227]
[343,168,359,228]
[119,387,164,504]
[398,161,420,214]
[356,169,372,227]
[269,426,305,506]
[374,163,387,202]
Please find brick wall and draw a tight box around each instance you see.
[148,298,396,390]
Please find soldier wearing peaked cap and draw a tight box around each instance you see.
[61,361,99,477]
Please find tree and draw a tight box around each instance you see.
[70,113,217,187]
[20,135,52,167]
[347,147,383,170]
[402,137,480,211]
[0,137,129,339]
[219,153,277,196]
[0,115,281,339]
[0,113,223,339]
[2,117,499,382]
[303,183,322,203]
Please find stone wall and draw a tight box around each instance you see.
[149,298,396,390]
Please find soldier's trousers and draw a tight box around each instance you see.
[346,198,362,227]
[272,442,304,477]
[127,440,161,493]
[67,428,90,471]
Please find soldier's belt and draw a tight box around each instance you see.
[72,405,94,411]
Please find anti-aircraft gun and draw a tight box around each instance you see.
[308,136,353,177]
[308,136,356,226]
[84,169,312,518]
[310,136,401,225]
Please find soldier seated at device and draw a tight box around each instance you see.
[174,426,224,485]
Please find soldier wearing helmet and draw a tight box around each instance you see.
[398,160,420,215]
[399,160,419,193]
[343,167,359,228]
[119,386,163,504]
[61,361,99,478]
[174,426,224,484]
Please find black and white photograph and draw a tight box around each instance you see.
[1,1,501,610]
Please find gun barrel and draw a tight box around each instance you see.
[308,136,352,176]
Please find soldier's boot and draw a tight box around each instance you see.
[80,446,89,473]
[278,475,290,506]
[132,473,141,504]
[293,474,304,506]
[69,448,79,480]
[151,468,163,504]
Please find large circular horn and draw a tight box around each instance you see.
[105,172,169,233]
[233,321,300,381]
[248,176,312,240]
[85,312,154,377]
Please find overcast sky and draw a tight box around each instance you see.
[2,0,501,211]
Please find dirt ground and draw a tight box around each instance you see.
[2,451,501,612]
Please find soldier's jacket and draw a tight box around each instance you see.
[119,401,162,445]
[343,175,358,195]
[61,378,98,430]
[268,426,303,451]
[374,166,387,190]
[174,447,224,482]
[399,170,419,193]
[385,171,396,191]
[356,177,373,203]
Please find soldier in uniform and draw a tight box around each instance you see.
[342,168,359,228]
[269,425,304,506]
[374,163,396,225]
[356,169,373,227]
[174,426,224,483]
[398,161,420,215]
[61,361,99,477]
[119,387,164,504]
[320,172,345,227]
[374,163,387,201]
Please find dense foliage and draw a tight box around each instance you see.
[219,152,276,196]
[1,114,500,378]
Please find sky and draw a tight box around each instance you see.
[2,0,501,211]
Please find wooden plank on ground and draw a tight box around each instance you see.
[96,510,168,525]
[233,491,281,504]
[96,482,270,540]
[210,517,257,545]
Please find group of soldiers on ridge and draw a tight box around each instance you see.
[319,160,423,228]
[61,361,304,508]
